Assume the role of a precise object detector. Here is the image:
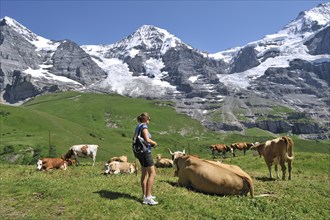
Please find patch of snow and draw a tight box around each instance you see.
[91,57,176,97]
[209,47,241,63]
[24,67,82,84]
[129,48,139,58]
[189,76,198,83]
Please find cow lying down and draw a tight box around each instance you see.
[155,154,173,168]
[37,158,75,171]
[104,161,137,175]
[174,155,254,197]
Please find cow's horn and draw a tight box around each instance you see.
[168,148,173,155]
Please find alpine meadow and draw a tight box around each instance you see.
[0,91,329,219]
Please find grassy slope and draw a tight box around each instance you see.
[1,91,213,161]
[2,91,328,162]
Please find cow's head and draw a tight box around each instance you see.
[156,154,162,160]
[104,163,111,175]
[251,142,262,157]
[247,143,254,149]
[173,155,189,177]
[63,149,74,160]
[130,163,137,175]
[168,148,186,160]
[225,145,234,153]
[36,159,43,171]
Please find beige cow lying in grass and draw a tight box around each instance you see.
[104,161,137,175]
[173,155,254,196]
[155,154,173,168]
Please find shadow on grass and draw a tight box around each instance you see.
[159,180,177,187]
[93,190,139,202]
[160,180,232,197]
[255,176,276,182]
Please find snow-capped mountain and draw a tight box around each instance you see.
[81,24,224,98]
[0,2,329,138]
[213,2,330,89]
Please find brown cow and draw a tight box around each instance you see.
[37,158,75,171]
[210,144,233,158]
[251,136,294,180]
[173,155,254,196]
[230,142,254,157]
[155,154,173,168]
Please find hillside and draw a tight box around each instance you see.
[1,91,329,166]
[0,91,220,163]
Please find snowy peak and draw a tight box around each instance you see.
[300,2,330,26]
[282,2,330,35]
[101,24,191,58]
[133,25,182,50]
[1,16,38,42]
[1,16,60,51]
[211,3,330,61]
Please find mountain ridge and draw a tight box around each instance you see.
[0,3,329,139]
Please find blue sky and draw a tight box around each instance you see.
[1,0,327,53]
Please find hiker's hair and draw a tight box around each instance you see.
[137,112,150,123]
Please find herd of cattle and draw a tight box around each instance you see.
[36,136,295,197]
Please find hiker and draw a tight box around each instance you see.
[133,112,158,205]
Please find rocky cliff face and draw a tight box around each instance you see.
[230,46,260,73]
[0,17,105,103]
[50,40,106,85]
[305,26,330,55]
[0,19,41,90]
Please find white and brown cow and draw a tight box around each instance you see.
[104,161,137,175]
[252,136,294,180]
[155,154,173,168]
[230,142,254,157]
[210,144,233,158]
[37,158,75,171]
[64,144,99,166]
[173,155,254,196]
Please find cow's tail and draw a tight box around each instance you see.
[239,176,254,197]
[282,136,294,161]
[254,192,276,198]
[245,177,254,197]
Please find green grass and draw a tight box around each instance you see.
[0,151,329,219]
[270,105,295,114]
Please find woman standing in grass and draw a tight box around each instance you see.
[133,112,158,205]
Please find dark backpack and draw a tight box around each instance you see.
[132,125,148,154]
